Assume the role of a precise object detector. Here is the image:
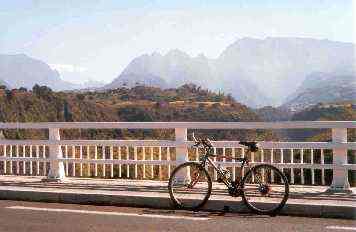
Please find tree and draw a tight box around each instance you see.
[5,90,13,101]
[63,101,73,122]
[32,84,53,99]
[76,94,85,101]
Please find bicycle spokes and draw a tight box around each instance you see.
[169,162,212,209]
[186,171,200,188]
[242,164,289,214]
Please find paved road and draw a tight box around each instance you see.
[0,200,354,232]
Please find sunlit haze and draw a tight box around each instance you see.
[0,0,354,84]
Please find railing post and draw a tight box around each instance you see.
[329,128,350,191]
[45,128,65,181]
[174,128,189,182]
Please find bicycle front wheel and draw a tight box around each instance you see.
[242,164,289,215]
[168,162,212,210]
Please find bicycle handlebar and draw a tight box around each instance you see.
[192,132,198,143]
[192,133,213,148]
[192,133,259,152]
[239,141,259,152]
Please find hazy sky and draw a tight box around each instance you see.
[0,0,354,84]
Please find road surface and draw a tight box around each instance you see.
[0,200,354,232]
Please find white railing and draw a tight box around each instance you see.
[0,122,355,191]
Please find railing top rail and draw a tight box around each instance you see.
[0,140,355,149]
[0,121,355,129]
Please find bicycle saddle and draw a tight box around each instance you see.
[239,141,259,152]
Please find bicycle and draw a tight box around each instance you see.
[168,134,289,215]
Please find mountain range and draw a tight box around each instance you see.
[0,54,68,90]
[105,37,355,107]
[1,37,355,108]
[0,54,104,91]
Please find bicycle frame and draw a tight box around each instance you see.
[197,146,254,189]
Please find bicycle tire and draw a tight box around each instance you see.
[168,162,212,210]
[241,164,289,215]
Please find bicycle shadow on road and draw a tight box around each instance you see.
[141,209,271,219]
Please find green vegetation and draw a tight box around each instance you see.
[287,103,356,142]
[0,84,354,142]
[0,84,275,141]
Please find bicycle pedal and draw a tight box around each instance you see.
[223,206,230,212]
[228,187,243,197]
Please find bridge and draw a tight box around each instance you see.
[0,121,355,221]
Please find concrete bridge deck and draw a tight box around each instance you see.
[0,176,355,219]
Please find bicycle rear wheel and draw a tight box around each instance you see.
[168,162,212,210]
[242,164,289,215]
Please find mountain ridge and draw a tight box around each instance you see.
[106,37,355,107]
[283,72,356,111]
[0,54,104,91]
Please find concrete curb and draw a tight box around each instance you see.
[0,189,355,219]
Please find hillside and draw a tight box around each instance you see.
[284,102,356,141]
[1,84,354,142]
[283,72,356,111]
[254,106,293,121]
[0,84,274,141]
[105,73,168,89]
